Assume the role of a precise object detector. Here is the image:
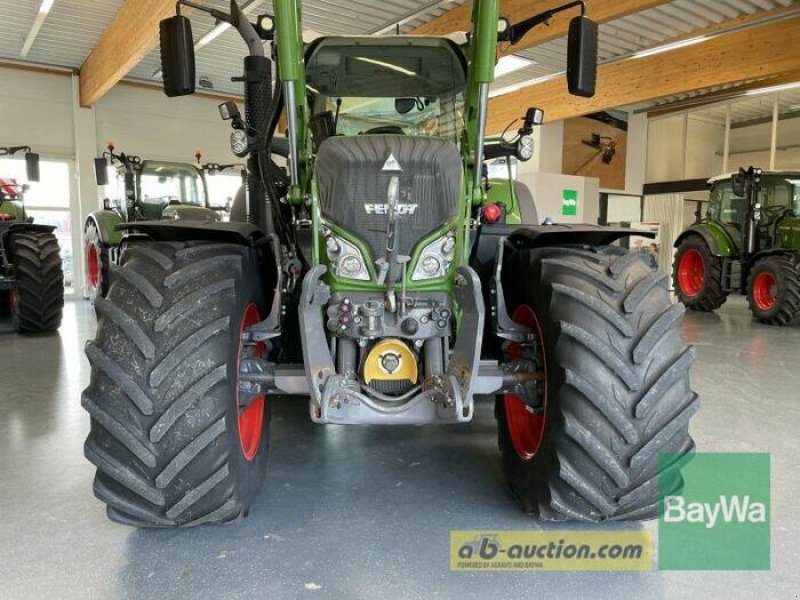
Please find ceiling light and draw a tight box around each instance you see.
[632,35,706,59]
[20,0,56,57]
[494,55,535,79]
[744,82,800,96]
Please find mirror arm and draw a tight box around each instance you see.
[0,146,33,156]
[230,0,264,57]
[501,0,585,45]
[176,0,235,25]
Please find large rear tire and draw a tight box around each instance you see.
[673,236,727,311]
[496,246,698,521]
[10,230,64,333]
[82,241,272,527]
[746,254,800,326]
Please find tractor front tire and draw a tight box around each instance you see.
[673,236,727,311]
[83,241,272,527]
[84,221,110,303]
[496,246,698,521]
[10,230,64,333]
[746,254,800,325]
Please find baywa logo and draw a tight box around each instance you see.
[663,494,766,529]
[658,452,770,570]
[364,203,418,215]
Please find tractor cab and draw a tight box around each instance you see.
[0,146,40,223]
[707,170,800,253]
[95,146,217,223]
[137,161,209,219]
[0,178,26,222]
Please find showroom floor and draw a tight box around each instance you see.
[0,297,796,599]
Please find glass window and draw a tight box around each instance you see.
[206,173,243,210]
[139,163,202,206]
[0,157,74,293]
[771,182,792,209]
[709,181,760,227]
[0,158,70,208]
[306,38,466,144]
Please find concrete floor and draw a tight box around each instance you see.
[0,296,797,599]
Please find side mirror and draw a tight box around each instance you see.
[566,16,598,98]
[94,158,109,186]
[732,170,746,197]
[25,152,40,182]
[159,15,196,98]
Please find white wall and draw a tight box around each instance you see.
[94,85,240,163]
[685,116,724,179]
[517,172,600,224]
[0,67,74,157]
[646,114,686,182]
[623,112,647,195]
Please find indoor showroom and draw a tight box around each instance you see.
[0,0,796,598]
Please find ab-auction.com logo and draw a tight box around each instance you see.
[450,531,652,571]
[658,452,770,570]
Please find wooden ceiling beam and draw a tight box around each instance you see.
[487,15,800,133]
[78,0,187,107]
[411,0,671,56]
[646,71,800,118]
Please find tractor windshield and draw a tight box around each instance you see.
[139,163,203,206]
[305,37,467,143]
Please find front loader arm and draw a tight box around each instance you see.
[274,0,308,204]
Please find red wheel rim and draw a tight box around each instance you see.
[752,271,777,311]
[503,304,548,461]
[87,243,100,290]
[236,303,265,461]
[677,249,705,298]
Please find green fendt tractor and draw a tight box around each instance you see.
[84,144,227,300]
[674,167,800,325]
[82,0,698,527]
[0,147,64,333]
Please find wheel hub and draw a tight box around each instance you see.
[503,304,548,461]
[752,271,777,311]
[87,243,100,290]
[236,303,266,461]
[677,249,705,298]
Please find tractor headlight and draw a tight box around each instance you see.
[412,231,456,281]
[323,229,370,281]
[230,129,249,157]
[517,134,534,161]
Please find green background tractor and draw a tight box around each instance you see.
[84,144,224,300]
[674,167,800,325]
[0,146,64,333]
[81,0,697,527]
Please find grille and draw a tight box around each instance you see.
[316,135,462,260]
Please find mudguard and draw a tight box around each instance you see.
[86,210,125,246]
[674,223,738,257]
[0,222,56,254]
[117,220,266,245]
[470,223,655,361]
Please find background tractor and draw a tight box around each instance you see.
[674,167,800,325]
[82,0,698,527]
[84,144,231,300]
[0,146,64,333]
